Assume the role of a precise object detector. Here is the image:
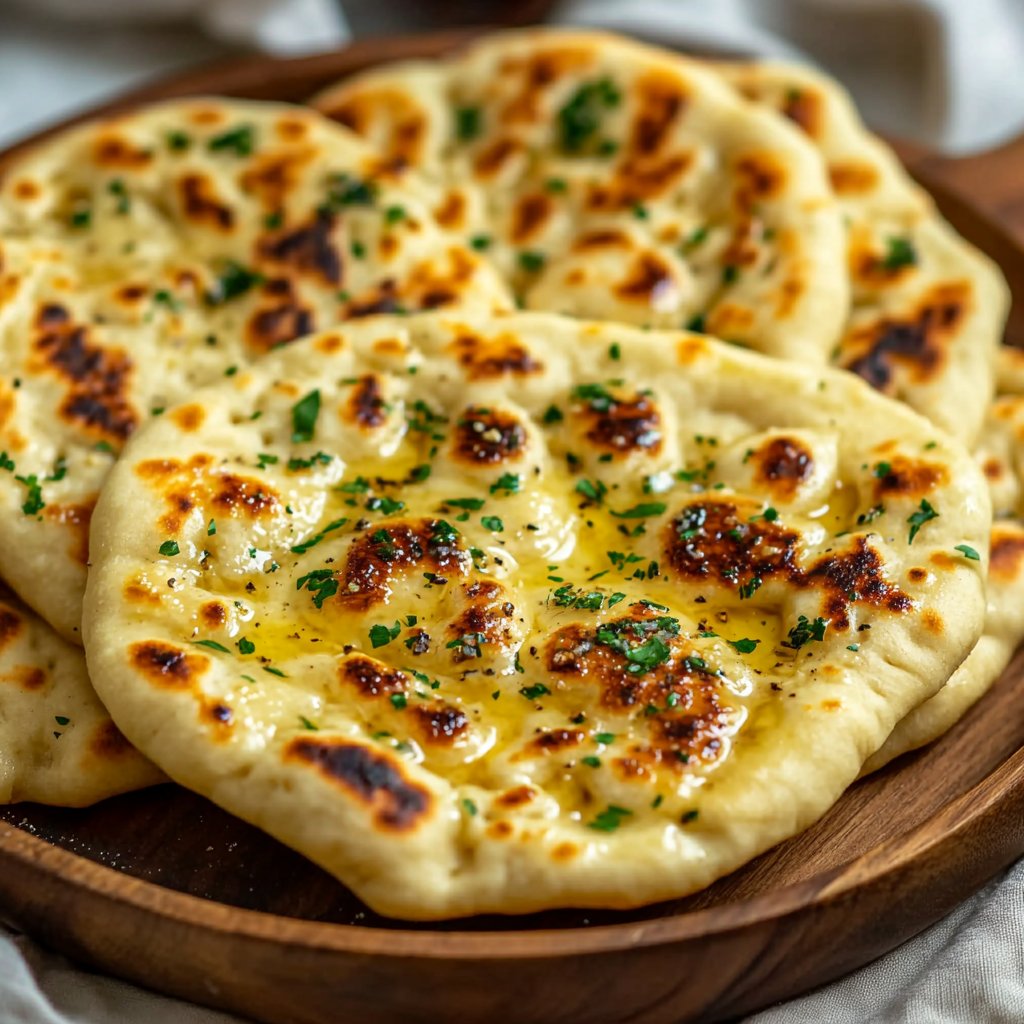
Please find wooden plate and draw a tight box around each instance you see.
[1,32,1023,1024]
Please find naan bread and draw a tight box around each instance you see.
[717,61,1008,445]
[83,311,987,918]
[0,99,510,642]
[0,586,161,805]
[312,29,849,361]
[867,350,1024,770]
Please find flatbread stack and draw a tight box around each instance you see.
[0,27,1014,920]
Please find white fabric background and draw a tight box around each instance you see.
[0,0,1022,1021]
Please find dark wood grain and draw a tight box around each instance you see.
[0,33,1022,1024]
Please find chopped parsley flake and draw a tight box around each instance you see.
[205,261,262,304]
[519,683,551,701]
[461,797,478,816]
[558,77,621,153]
[208,123,255,156]
[455,105,482,141]
[611,502,666,519]
[389,693,407,711]
[518,250,546,273]
[444,497,485,511]
[907,499,939,544]
[158,540,180,556]
[291,516,348,554]
[727,637,760,654]
[955,544,981,561]
[291,389,321,443]
[587,804,632,832]
[880,236,918,271]
[784,615,829,649]
[237,637,255,655]
[296,569,338,609]
[490,472,521,495]
[369,621,402,648]
[481,515,504,532]
[191,639,230,653]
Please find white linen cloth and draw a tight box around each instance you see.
[0,1,1022,1021]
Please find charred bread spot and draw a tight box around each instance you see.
[551,841,579,861]
[274,115,311,140]
[498,46,593,122]
[921,609,944,634]
[339,655,407,697]
[676,336,711,365]
[433,190,467,231]
[613,252,677,307]
[44,500,95,567]
[344,280,404,318]
[664,501,800,589]
[285,737,431,831]
[574,389,662,456]
[510,193,553,244]
[92,134,153,169]
[179,173,235,232]
[211,472,280,518]
[324,89,426,166]
[187,106,226,127]
[158,490,194,534]
[573,229,631,252]
[990,526,1024,584]
[629,71,686,155]
[805,537,913,629]
[259,209,341,287]
[130,640,206,689]
[829,161,879,195]
[982,456,1006,483]
[587,153,692,210]
[445,580,518,661]
[907,567,929,584]
[171,404,206,433]
[11,179,40,201]
[474,137,524,179]
[523,728,586,755]
[7,666,45,691]
[200,600,227,629]
[411,702,469,745]
[240,148,314,208]
[245,279,315,352]
[89,720,136,758]
[199,698,235,735]
[496,785,536,808]
[546,616,731,765]
[345,374,388,429]
[734,153,786,211]
[339,519,469,610]
[401,247,480,311]
[114,284,147,305]
[123,576,162,606]
[0,604,23,649]
[31,303,137,443]
[453,407,527,465]
[488,820,514,839]
[872,456,948,500]
[448,331,542,380]
[752,437,814,499]
[842,283,970,390]
[780,87,823,138]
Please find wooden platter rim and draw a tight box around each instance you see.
[2,744,1021,957]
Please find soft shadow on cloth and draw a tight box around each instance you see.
[1,861,1021,1024]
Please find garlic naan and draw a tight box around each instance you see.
[0,99,510,642]
[718,61,1008,445]
[313,29,848,361]
[84,312,987,917]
